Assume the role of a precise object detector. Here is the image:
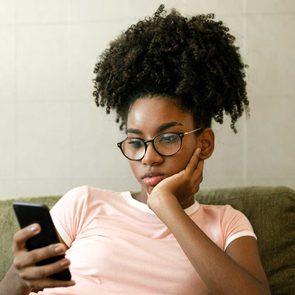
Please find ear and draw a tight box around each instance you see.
[198,128,215,160]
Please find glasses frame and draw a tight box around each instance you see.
[117,127,202,161]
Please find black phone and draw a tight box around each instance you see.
[13,202,71,281]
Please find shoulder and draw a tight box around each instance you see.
[59,185,121,205]
[198,203,244,220]
[52,185,125,218]
[50,186,126,244]
[195,203,255,250]
[198,203,253,229]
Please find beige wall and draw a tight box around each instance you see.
[0,0,294,198]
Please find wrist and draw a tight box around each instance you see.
[1,265,31,295]
[148,190,183,221]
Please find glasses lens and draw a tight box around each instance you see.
[154,133,181,156]
[122,138,145,160]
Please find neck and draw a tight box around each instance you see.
[131,191,147,204]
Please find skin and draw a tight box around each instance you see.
[127,96,202,207]
[0,227,73,293]
[0,95,270,295]
[127,96,270,294]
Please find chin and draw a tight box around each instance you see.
[147,186,154,194]
[141,184,154,195]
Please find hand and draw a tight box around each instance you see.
[12,223,75,292]
[148,147,204,214]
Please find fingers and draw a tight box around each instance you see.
[12,225,74,290]
[22,277,75,292]
[13,223,41,253]
[185,147,204,192]
[186,147,202,174]
[18,257,71,280]
[13,246,74,291]
[13,243,70,284]
[14,243,66,269]
[192,160,204,189]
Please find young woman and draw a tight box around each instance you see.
[0,5,270,295]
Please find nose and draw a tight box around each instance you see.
[141,143,164,166]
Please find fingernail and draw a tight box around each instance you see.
[29,224,39,232]
[60,259,70,266]
[68,280,76,286]
[69,280,76,286]
[54,244,64,254]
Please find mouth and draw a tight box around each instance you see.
[141,173,166,187]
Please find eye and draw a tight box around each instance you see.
[158,133,180,144]
[127,138,145,149]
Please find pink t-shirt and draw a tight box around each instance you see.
[31,186,256,295]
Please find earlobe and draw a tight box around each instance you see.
[199,128,215,160]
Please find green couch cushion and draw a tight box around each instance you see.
[0,186,294,295]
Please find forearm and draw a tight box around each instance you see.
[0,265,31,295]
[155,195,270,295]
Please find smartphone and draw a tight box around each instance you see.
[13,202,71,281]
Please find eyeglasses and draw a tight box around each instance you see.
[117,127,202,161]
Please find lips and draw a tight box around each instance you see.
[142,173,165,187]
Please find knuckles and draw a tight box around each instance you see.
[13,256,25,270]
[11,232,68,291]
[18,270,29,280]
[12,232,22,249]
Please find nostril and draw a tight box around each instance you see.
[141,144,164,164]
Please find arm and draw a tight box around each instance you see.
[0,224,75,295]
[148,148,270,295]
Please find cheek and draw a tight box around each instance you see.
[172,142,198,170]
[127,140,198,177]
[174,149,194,170]
[128,161,141,180]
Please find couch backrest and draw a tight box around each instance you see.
[0,186,294,294]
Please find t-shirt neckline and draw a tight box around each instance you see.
[121,191,199,216]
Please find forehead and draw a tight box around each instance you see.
[127,96,194,129]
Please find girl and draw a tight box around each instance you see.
[0,5,270,295]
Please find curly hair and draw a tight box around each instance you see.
[93,4,249,132]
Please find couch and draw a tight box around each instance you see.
[0,186,294,294]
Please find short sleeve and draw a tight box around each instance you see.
[223,205,257,250]
[50,186,90,247]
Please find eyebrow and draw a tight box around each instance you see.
[126,121,183,135]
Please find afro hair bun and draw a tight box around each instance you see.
[93,4,249,132]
